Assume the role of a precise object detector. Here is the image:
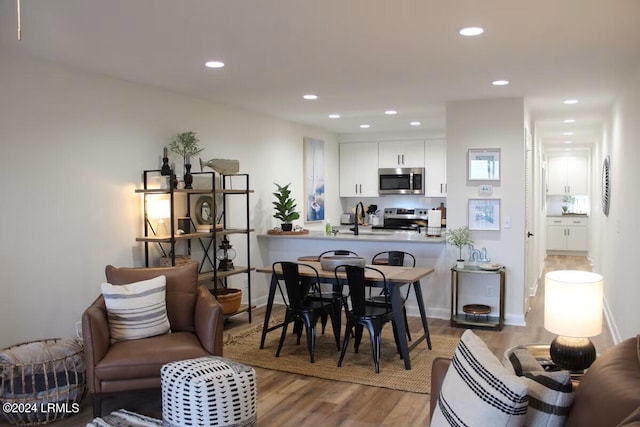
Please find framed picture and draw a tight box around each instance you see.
[468,149,501,181]
[303,137,325,222]
[468,198,501,231]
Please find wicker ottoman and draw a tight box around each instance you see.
[161,357,257,427]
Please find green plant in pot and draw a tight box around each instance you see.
[272,182,300,232]
[169,131,204,167]
[446,226,474,269]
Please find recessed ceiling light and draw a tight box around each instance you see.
[563,119,576,123]
[359,124,370,129]
[563,132,574,136]
[492,80,509,86]
[563,99,579,105]
[303,94,318,100]
[205,61,225,68]
[328,114,341,119]
[409,121,421,126]
[563,140,574,144]
[385,110,397,115]
[459,27,484,36]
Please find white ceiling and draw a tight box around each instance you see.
[2,0,639,146]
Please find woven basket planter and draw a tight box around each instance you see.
[0,338,86,426]
[214,288,242,315]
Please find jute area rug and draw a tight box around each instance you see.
[223,318,459,394]
[87,409,161,427]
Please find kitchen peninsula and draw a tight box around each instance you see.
[256,228,449,320]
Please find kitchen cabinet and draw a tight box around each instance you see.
[378,140,425,168]
[547,151,589,195]
[339,142,379,197]
[424,138,446,196]
[546,217,588,251]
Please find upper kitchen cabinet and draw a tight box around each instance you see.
[340,142,379,197]
[425,139,447,196]
[546,150,589,195]
[378,140,425,168]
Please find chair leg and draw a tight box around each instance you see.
[320,313,328,334]
[338,319,353,367]
[363,319,383,373]
[403,306,412,341]
[276,312,291,357]
[302,313,318,363]
[330,301,342,350]
[354,324,364,353]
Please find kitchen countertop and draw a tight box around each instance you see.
[547,214,589,217]
[258,229,446,243]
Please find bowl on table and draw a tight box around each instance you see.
[319,255,366,271]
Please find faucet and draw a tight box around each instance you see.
[350,202,365,235]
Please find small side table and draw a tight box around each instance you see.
[450,265,505,331]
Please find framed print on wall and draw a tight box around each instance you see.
[303,137,325,222]
[468,148,501,181]
[468,198,501,231]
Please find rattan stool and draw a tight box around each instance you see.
[161,356,257,427]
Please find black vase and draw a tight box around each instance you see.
[184,163,193,189]
[281,223,293,232]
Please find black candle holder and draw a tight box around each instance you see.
[184,163,193,189]
[170,171,179,190]
[161,157,172,176]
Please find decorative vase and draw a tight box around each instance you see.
[456,260,465,269]
[214,288,243,315]
[184,163,193,189]
[281,223,293,232]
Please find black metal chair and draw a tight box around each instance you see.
[368,251,416,342]
[273,261,339,363]
[335,264,400,373]
[306,250,359,340]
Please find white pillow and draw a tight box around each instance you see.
[431,330,528,427]
[101,275,171,343]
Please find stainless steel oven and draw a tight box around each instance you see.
[378,167,425,195]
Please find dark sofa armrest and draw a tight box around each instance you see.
[82,295,110,393]
[194,286,224,355]
[430,357,452,421]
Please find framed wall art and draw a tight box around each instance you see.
[468,198,501,231]
[303,137,325,222]
[468,148,501,181]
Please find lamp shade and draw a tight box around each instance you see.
[544,270,603,338]
[147,197,171,220]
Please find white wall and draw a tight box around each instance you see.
[0,49,340,349]
[591,64,640,342]
[446,98,527,325]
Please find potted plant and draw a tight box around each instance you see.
[446,226,474,269]
[272,182,300,231]
[169,131,204,167]
[562,195,575,214]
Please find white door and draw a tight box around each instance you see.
[524,128,536,315]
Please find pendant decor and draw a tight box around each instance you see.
[601,156,610,216]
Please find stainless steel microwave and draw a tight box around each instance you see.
[378,167,425,195]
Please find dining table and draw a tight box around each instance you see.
[256,260,435,370]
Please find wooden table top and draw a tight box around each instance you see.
[256,261,434,284]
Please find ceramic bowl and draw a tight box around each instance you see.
[319,255,366,271]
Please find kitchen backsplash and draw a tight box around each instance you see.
[341,195,446,215]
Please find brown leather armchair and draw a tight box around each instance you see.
[82,262,224,416]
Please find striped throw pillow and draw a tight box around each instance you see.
[102,275,171,343]
[521,371,573,427]
[431,330,529,427]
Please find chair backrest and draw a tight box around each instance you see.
[273,261,320,310]
[104,262,198,332]
[336,265,388,316]
[318,249,359,260]
[372,251,416,267]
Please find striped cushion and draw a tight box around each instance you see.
[431,330,528,427]
[521,371,573,427]
[102,275,171,343]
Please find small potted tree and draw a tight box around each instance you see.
[169,131,204,167]
[446,226,474,269]
[272,182,300,232]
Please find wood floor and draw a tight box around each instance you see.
[23,255,613,427]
